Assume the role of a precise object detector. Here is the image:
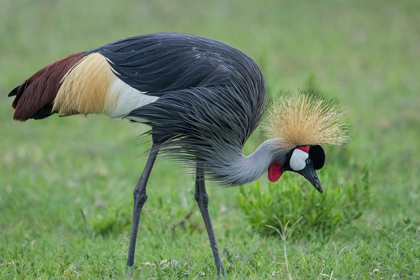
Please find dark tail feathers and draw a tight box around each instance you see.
[9,52,85,121]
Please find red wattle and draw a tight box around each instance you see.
[268,163,283,182]
[298,145,310,153]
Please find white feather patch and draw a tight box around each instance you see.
[290,149,309,171]
[103,78,159,118]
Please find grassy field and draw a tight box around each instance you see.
[1,0,420,279]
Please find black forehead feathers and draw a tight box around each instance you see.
[309,145,325,170]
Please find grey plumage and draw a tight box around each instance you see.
[95,33,266,186]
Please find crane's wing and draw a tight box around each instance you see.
[88,33,235,97]
[9,32,267,186]
[8,31,265,150]
[10,33,239,120]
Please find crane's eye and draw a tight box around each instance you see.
[306,159,312,164]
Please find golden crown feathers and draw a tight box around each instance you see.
[263,93,349,149]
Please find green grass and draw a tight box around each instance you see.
[1,0,419,278]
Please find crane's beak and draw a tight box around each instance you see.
[298,165,323,193]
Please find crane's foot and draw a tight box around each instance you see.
[217,262,226,278]
[125,265,134,276]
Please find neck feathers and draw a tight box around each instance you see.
[206,138,287,186]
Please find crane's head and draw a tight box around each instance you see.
[268,145,325,193]
[263,92,348,193]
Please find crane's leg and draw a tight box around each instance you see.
[195,164,226,277]
[126,143,160,275]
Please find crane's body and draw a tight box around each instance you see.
[11,33,265,187]
[9,33,347,277]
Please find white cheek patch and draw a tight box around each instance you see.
[290,149,309,171]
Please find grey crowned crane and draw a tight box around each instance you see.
[8,32,347,277]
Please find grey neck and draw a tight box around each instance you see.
[212,138,289,186]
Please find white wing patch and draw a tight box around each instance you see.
[290,149,308,171]
[104,78,159,118]
[53,53,159,118]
